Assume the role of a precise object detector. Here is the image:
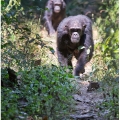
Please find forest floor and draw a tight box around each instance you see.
[40,27,107,120]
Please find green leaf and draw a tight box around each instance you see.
[1,43,9,49]
[10,34,16,41]
[78,46,85,50]
[113,49,119,53]
[45,7,49,10]
[23,27,31,32]
[49,47,55,54]
[1,1,5,5]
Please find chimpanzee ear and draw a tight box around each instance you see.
[63,25,69,34]
[50,0,53,5]
[83,24,86,28]
[62,0,66,8]
[64,25,68,31]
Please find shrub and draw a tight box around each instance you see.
[1,65,76,119]
[90,0,119,119]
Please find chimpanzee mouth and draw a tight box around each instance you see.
[71,38,80,43]
[55,10,60,13]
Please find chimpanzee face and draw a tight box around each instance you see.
[52,0,63,13]
[69,28,82,43]
[67,20,86,43]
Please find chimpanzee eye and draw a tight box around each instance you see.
[55,4,61,6]
[70,29,74,33]
[70,29,81,33]
[76,29,81,32]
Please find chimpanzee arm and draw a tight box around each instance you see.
[74,19,94,76]
[57,49,68,66]
[57,18,71,67]
[74,49,86,76]
[43,1,55,35]
[57,31,69,66]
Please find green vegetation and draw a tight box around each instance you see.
[1,0,119,119]
[2,66,75,119]
[89,0,118,119]
[2,0,76,119]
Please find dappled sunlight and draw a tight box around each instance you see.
[1,0,118,119]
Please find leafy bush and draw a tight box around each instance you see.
[89,0,119,119]
[2,87,19,120]
[90,62,119,119]
[1,17,49,70]
[1,65,76,119]
[1,1,76,120]
[95,0,118,38]
[66,0,102,20]
[1,0,50,71]
[94,0,119,70]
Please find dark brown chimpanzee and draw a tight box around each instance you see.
[56,15,94,76]
[43,0,66,36]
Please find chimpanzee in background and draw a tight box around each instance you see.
[56,15,94,76]
[43,0,66,36]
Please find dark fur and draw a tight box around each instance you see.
[43,0,66,36]
[56,15,94,76]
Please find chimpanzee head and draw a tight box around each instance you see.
[65,20,86,43]
[52,0,64,13]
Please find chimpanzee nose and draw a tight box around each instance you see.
[73,32,78,36]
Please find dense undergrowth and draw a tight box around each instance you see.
[88,0,118,119]
[2,65,76,119]
[1,0,76,119]
[1,0,119,119]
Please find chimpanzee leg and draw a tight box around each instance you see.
[45,20,55,35]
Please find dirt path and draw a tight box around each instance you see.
[68,27,105,120]
[70,80,104,120]
[40,27,106,120]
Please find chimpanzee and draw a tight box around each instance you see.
[43,0,66,36]
[56,15,94,76]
